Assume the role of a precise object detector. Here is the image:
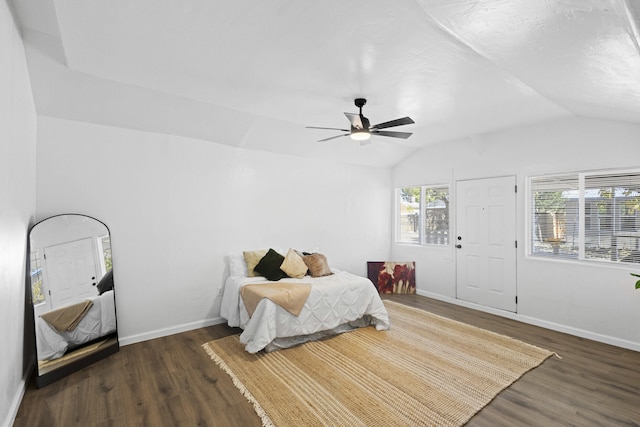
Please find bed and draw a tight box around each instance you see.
[36,290,117,361]
[220,249,390,353]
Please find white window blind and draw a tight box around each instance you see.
[530,170,640,264]
[530,174,579,259]
[584,173,640,263]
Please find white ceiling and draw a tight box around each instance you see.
[10,0,640,167]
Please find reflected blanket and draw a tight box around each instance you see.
[240,283,312,317]
[41,300,93,332]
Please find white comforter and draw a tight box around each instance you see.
[220,270,390,353]
[36,290,117,361]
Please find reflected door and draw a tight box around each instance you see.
[44,237,98,308]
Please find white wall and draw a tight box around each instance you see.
[0,2,37,426]
[392,117,640,350]
[35,116,392,344]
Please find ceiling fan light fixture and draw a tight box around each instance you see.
[351,130,371,141]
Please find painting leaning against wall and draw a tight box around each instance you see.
[367,261,416,294]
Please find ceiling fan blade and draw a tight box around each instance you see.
[344,112,363,130]
[317,134,350,142]
[372,130,413,139]
[306,126,350,132]
[371,116,414,130]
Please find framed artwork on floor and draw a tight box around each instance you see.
[367,261,416,294]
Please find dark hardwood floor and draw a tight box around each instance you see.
[15,294,640,426]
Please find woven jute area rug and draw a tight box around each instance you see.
[203,301,553,426]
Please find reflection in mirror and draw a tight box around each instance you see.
[29,214,119,387]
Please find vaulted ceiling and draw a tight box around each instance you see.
[10,0,640,167]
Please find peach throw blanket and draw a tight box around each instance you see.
[41,299,93,332]
[240,283,312,317]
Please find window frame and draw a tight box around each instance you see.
[395,184,450,246]
[527,168,640,266]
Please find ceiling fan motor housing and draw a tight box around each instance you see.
[354,98,367,108]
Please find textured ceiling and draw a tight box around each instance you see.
[10,0,640,167]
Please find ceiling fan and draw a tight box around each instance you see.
[306,98,415,145]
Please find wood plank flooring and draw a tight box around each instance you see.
[14,294,640,426]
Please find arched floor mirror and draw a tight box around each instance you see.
[28,214,119,387]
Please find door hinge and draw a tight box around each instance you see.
[515,296,518,304]
[515,240,518,248]
[515,184,517,193]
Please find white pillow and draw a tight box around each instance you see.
[228,252,248,277]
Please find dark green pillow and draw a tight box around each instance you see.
[253,248,288,281]
[96,270,114,295]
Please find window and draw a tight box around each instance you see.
[30,250,45,305]
[530,174,579,258]
[99,235,112,274]
[530,170,640,264]
[397,185,449,245]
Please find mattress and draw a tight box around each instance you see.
[220,270,390,353]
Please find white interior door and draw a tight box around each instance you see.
[456,176,517,312]
[44,238,98,308]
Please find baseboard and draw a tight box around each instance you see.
[416,289,640,352]
[118,316,226,346]
[4,376,29,427]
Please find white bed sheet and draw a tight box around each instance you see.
[36,290,117,361]
[220,270,390,353]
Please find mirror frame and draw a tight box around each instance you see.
[28,214,119,388]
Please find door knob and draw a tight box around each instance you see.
[456,244,462,249]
